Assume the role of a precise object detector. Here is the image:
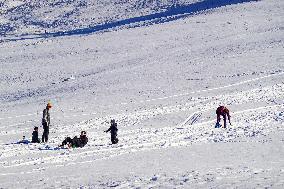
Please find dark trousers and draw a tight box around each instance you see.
[111,134,118,144]
[42,122,49,142]
[62,137,73,146]
[223,114,227,128]
[217,114,227,128]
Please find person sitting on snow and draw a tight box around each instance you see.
[32,127,40,143]
[216,106,231,128]
[59,131,88,148]
[104,119,119,144]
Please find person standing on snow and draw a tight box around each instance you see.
[104,119,119,144]
[42,102,52,143]
[216,106,231,128]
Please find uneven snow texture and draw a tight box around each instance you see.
[0,0,200,36]
[0,0,284,188]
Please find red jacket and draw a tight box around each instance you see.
[216,106,231,122]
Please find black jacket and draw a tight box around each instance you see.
[106,123,118,136]
[73,135,88,148]
[42,108,50,126]
[32,131,40,143]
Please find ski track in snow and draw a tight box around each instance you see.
[0,70,283,127]
[0,82,283,176]
[0,58,283,186]
[0,105,283,181]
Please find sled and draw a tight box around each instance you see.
[215,122,222,128]
[39,145,68,151]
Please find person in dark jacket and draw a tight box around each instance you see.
[32,127,40,143]
[105,119,119,144]
[59,131,88,148]
[216,106,231,128]
[42,102,52,143]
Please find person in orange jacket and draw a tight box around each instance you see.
[216,106,231,128]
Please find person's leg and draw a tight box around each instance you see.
[45,126,49,142]
[111,134,118,144]
[62,137,72,146]
[43,129,48,142]
[223,114,227,128]
[111,135,116,144]
[42,123,47,142]
[217,114,221,123]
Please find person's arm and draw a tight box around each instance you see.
[226,109,231,125]
[105,127,111,133]
[47,110,51,126]
[42,109,47,123]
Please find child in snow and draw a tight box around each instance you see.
[104,119,119,144]
[32,127,40,143]
[216,106,231,128]
[59,131,88,148]
[17,136,30,144]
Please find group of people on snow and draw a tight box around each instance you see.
[28,102,119,148]
[30,102,52,144]
[27,101,231,148]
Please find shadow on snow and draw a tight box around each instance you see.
[2,0,259,42]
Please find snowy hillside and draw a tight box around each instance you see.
[0,0,284,188]
[1,0,200,36]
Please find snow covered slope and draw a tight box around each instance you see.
[1,0,201,36]
[0,0,283,188]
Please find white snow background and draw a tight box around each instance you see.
[0,0,284,188]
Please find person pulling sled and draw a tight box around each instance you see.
[105,119,119,144]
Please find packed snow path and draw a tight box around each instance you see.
[0,82,283,188]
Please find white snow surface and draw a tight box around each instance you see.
[0,0,284,188]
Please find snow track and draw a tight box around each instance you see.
[0,103,283,189]
[1,84,283,175]
[0,71,283,128]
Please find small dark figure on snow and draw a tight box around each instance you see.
[105,119,119,144]
[17,136,30,144]
[216,106,231,128]
[42,102,52,143]
[32,127,40,143]
[59,131,88,148]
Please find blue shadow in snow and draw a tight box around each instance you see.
[3,0,259,41]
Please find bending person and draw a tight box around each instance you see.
[216,106,231,128]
